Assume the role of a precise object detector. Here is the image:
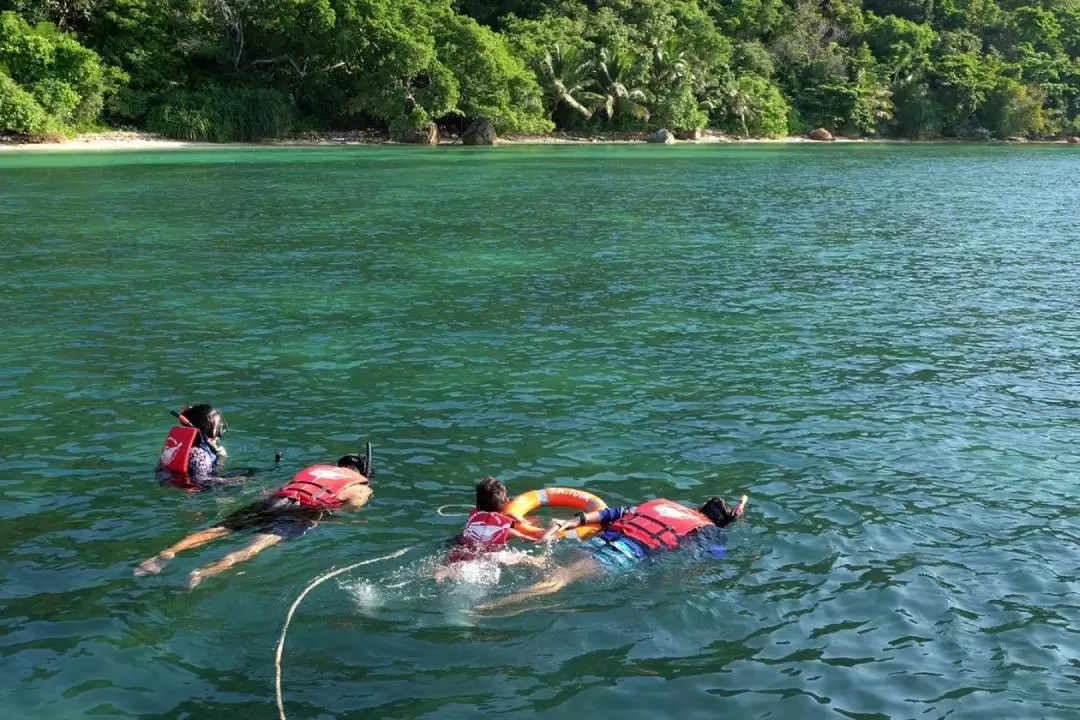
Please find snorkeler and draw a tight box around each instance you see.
[434,477,546,582]
[136,447,375,588]
[157,404,229,487]
[475,495,746,611]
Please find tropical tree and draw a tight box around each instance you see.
[716,68,753,136]
[593,46,650,124]
[0,10,118,130]
[708,69,789,137]
[849,42,893,134]
[537,43,599,121]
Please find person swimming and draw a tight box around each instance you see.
[475,495,746,611]
[136,447,374,588]
[157,404,229,488]
[434,477,546,583]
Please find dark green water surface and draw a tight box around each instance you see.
[1,144,1079,719]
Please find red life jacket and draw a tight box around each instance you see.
[608,499,713,552]
[448,509,514,562]
[159,426,199,474]
[273,465,367,509]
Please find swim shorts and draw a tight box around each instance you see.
[585,532,649,571]
[214,497,322,540]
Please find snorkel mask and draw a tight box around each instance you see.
[701,497,736,527]
[337,442,373,478]
[171,407,228,455]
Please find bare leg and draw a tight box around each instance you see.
[474,557,601,612]
[135,526,233,576]
[186,533,283,589]
[493,551,549,570]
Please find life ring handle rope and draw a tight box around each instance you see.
[504,487,608,540]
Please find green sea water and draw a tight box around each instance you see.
[1,144,1079,719]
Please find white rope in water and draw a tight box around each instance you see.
[436,504,472,517]
[274,546,414,720]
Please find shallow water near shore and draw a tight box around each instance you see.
[2,143,1080,718]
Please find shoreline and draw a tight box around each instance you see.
[0,130,1075,153]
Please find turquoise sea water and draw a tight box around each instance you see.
[1,144,1079,719]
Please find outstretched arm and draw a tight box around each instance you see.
[540,506,633,541]
[135,526,233,576]
[186,532,283,589]
[508,526,541,542]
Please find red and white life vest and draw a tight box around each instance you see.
[462,509,513,547]
[159,426,199,474]
[608,499,712,551]
[273,465,367,509]
[448,509,514,562]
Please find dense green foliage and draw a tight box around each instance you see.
[3,0,1080,139]
[0,10,119,134]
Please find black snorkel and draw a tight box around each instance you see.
[361,441,373,478]
[170,409,206,443]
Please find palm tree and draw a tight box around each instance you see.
[723,71,754,138]
[593,47,651,124]
[537,44,600,121]
[647,38,690,93]
[695,68,753,138]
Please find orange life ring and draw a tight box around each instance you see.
[504,487,607,540]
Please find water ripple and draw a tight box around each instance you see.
[1,145,1079,717]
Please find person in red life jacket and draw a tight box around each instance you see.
[135,449,374,588]
[434,477,546,582]
[475,495,746,611]
[157,404,229,488]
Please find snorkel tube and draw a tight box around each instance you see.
[171,408,198,431]
[361,442,373,478]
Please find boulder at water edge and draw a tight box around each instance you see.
[647,129,676,144]
[808,127,835,141]
[461,117,497,145]
[1067,136,1080,144]
[398,123,439,145]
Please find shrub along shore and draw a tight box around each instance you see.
[4,1,1080,145]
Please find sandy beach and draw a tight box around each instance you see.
[0,129,1071,152]
[0,129,860,153]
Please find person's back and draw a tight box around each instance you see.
[157,404,227,487]
[435,477,547,581]
[448,477,517,562]
[137,450,375,587]
[475,495,747,611]
[581,498,721,569]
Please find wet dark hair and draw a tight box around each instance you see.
[337,453,371,478]
[699,497,737,527]
[476,476,509,512]
[181,404,226,439]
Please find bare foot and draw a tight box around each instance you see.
[185,569,205,590]
[134,552,174,577]
[433,566,456,584]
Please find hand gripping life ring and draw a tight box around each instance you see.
[504,487,608,540]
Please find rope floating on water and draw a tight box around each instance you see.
[436,504,472,517]
[274,546,414,720]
